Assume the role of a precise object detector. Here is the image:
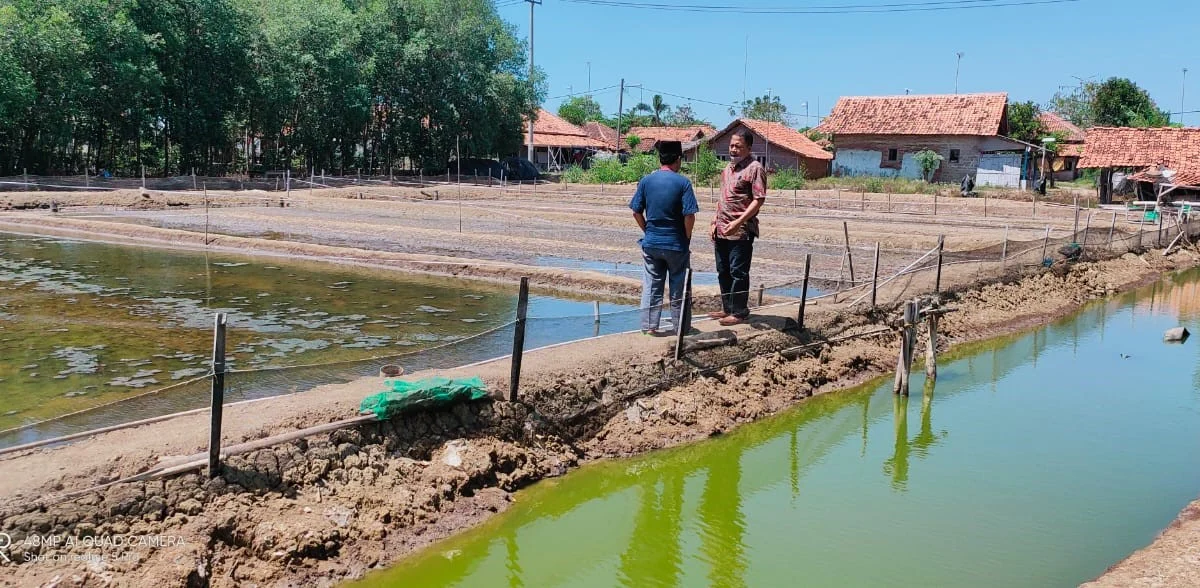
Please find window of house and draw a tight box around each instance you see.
[949,149,961,163]
[1065,159,1075,171]
[887,149,898,162]
[755,155,767,166]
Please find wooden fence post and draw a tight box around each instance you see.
[1001,225,1009,263]
[861,190,866,211]
[757,283,765,307]
[674,268,694,361]
[925,308,938,381]
[203,183,209,246]
[1158,207,1165,247]
[1041,225,1052,265]
[843,221,856,283]
[934,235,945,293]
[208,313,228,478]
[984,192,988,217]
[593,301,600,326]
[1107,213,1117,250]
[894,301,916,395]
[933,191,938,216]
[508,278,529,401]
[871,242,881,308]
[797,254,811,330]
[1073,194,1080,240]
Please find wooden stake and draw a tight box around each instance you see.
[887,190,892,213]
[925,312,938,381]
[203,183,209,246]
[674,269,694,361]
[1040,225,1051,266]
[933,191,938,215]
[1107,212,1117,250]
[508,278,529,401]
[861,190,866,211]
[1001,225,1009,263]
[798,254,811,330]
[934,235,945,293]
[871,242,881,308]
[757,283,765,307]
[208,313,227,478]
[593,301,601,324]
[843,221,856,283]
[984,192,988,217]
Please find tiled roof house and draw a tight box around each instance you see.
[626,125,718,152]
[1039,112,1086,180]
[521,109,606,170]
[818,93,1028,185]
[1080,127,1200,200]
[706,118,832,178]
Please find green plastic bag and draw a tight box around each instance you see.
[359,376,488,419]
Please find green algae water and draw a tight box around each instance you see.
[355,269,1200,587]
[0,232,639,446]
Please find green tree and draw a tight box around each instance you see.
[1006,101,1044,144]
[626,134,641,151]
[557,95,604,126]
[913,149,944,182]
[633,94,669,125]
[685,143,722,186]
[1092,77,1170,128]
[734,94,787,123]
[1049,81,1097,128]
[667,104,708,127]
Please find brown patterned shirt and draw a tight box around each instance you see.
[715,156,767,240]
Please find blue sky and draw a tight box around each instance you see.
[495,0,1191,128]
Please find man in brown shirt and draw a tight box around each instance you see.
[709,129,766,326]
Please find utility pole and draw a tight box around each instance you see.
[1182,68,1189,126]
[955,51,964,94]
[616,78,625,152]
[526,0,541,164]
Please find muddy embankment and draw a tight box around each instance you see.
[0,248,1196,587]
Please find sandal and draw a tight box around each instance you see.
[706,311,729,319]
[718,315,745,326]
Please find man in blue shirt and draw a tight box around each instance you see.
[629,140,699,335]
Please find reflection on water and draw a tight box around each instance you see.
[354,268,1200,588]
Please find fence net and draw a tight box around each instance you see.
[2,178,1196,452]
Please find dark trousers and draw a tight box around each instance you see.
[714,237,754,318]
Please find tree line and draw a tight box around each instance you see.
[0,0,541,177]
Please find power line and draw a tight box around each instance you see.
[559,0,1083,14]
[549,83,620,100]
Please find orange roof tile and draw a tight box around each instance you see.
[1079,127,1200,170]
[1128,167,1200,187]
[710,118,833,160]
[818,93,1009,136]
[581,121,618,150]
[626,125,718,151]
[522,109,606,148]
[1056,143,1085,158]
[1038,112,1086,141]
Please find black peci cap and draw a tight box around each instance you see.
[658,140,683,157]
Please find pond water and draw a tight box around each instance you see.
[0,233,641,447]
[355,269,1200,587]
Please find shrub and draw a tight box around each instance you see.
[769,167,806,190]
[562,165,585,183]
[863,177,885,193]
[913,149,944,182]
[685,143,723,187]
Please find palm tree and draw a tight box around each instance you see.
[651,95,669,125]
